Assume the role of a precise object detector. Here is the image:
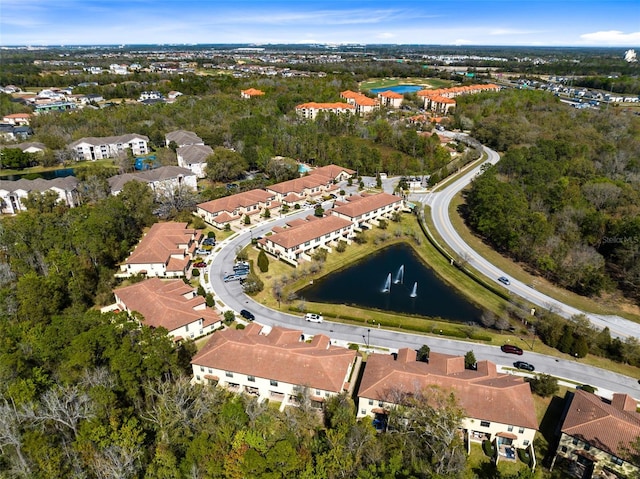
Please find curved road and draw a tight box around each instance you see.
[422,141,640,340]
[204,172,639,399]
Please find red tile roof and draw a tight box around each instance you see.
[125,222,199,266]
[310,164,355,180]
[359,349,538,430]
[295,102,356,111]
[331,192,402,219]
[241,88,265,96]
[197,189,275,215]
[114,278,221,333]
[266,174,331,195]
[562,390,640,458]
[192,324,357,392]
[379,90,404,99]
[267,215,352,249]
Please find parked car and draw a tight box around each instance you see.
[501,344,523,355]
[498,276,511,285]
[240,309,255,321]
[513,361,535,372]
[195,248,210,255]
[305,313,324,323]
[203,238,216,246]
[192,261,207,268]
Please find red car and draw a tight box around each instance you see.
[192,262,207,268]
[501,344,523,355]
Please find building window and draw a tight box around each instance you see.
[247,376,255,382]
[561,446,567,453]
[612,456,624,466]
[518,427,524,434]
[572,438,579,446]
[315,389,320,395]
[584,444,591,451]
[507,425,513,432]
[270,380,278,387]
[378,401,383,407]
[225,371,233,378]
[200,366,204,372]
[480,421,490,428]
[208,368,213,374]
[368,399,373,405]
[361,409,366,415]
[523,440,530,446]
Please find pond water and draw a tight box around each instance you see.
[369,85,424,94]
[298,243,481,323]
[0,168,76,181]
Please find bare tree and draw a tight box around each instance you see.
[0,399,32,478]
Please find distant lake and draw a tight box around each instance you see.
[298,243,481,323]
[0,168,76,181]
[370,85,424,94]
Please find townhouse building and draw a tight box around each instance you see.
[196,189,277,229]
[265,174,337,203]
[260,215,354,265]
[111,278,222,341]
[358,349,538,457]
[553,389,640,479]
[117,222,203,278]
[191,324,360,410]
[69,133,149,161]
[417,83,500,115]
[0,177,80,214]
[295,102,355,119]
[330,192,403,229]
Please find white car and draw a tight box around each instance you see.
[305,313,324,323]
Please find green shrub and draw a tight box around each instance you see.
[579,384,597,394]
[517,448,531,465]
[257,250,269,272]
[236,323,245,330]
[223,310,235,324]
[527,373,559,397]
[482,440,495,457]
[348,343,360,350]
[191,268,200,277]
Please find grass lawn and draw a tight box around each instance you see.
[360,77,453,91]
[0,158,118,178]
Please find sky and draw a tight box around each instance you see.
[1,0,639,47]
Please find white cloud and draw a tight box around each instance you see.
[377,32,395,39]
[580,30,640,45]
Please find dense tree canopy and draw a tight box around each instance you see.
[460,90,640,302]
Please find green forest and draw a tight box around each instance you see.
[455,90,640,304]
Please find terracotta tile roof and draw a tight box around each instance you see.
[241,88,265,96]
[295,102,356,111]
[197,189,275,215]
[561,390,640,458]
[3,113,32,119]
[331,192,402,219]
[114,278,221,332]
[359,349,538,430]
[266,174,331,195]
[379,90,404,99]
[267,215,352,249]
[125,222,197,266]
[192,324,357,392]
[283,192,303,203]
[309,164,355,180]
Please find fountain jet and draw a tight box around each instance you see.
[410,282,418,298]
[382,273,392,293]
[394,264,405,284]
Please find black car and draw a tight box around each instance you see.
[513,361,535,372]
[240,309,255,321]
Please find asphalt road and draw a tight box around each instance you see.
[203,192,640,398]
[419,141,640,340]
